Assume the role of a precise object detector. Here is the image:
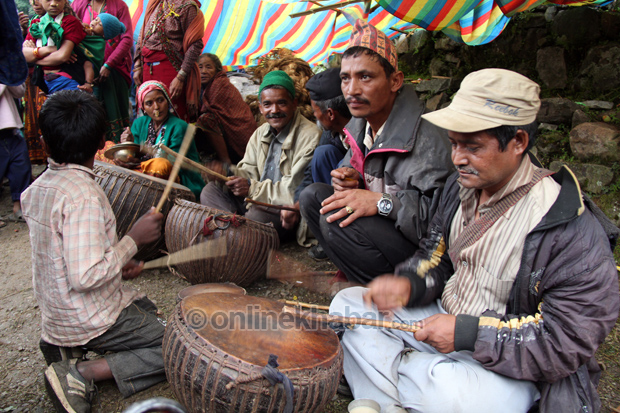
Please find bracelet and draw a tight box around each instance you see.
[177,69,187,79]
[103,63,110,69]
[33,47,41,59]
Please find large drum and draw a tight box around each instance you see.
[163,293,342,413]
[93,161,195,261]
[165,199,279,287]
[177,283,246,302]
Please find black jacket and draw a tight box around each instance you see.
[397,163,620,412]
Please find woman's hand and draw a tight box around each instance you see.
[133,68,142,88]
[77,83,94,93]
[169,76,184,100]
[23,40,36,49]
[120,127,134,143]
[98,65,111,82]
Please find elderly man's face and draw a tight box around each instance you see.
[259,88,297,133]
[340,53,398,121]
[449,130,526,196]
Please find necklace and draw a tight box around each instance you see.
[88,0,106,22]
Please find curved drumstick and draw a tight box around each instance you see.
[244,198,298,212]
[282,306,420,333]
[154,125,196,213]
[159,144,231,182]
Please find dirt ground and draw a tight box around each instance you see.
[0,167,618,413]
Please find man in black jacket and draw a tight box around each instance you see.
[300,20,453,282]
[330,68,619,413]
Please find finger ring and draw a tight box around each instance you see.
[345,206,354,214]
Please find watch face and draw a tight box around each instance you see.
[379,199,392,213]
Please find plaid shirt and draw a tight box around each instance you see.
[21,161,143,346]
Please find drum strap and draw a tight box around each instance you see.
[261,355,294,413]
[202,213,245,236]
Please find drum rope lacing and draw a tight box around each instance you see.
[225,354,294,413]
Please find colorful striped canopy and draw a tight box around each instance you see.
[123,0,611,68]
[125,0,418,69]
[378,0,612,45]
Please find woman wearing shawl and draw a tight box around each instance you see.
[133,0,204,122]
[120,81,205,199]
[72,0,133,142]
[196,53,256,165]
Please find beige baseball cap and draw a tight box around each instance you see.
[422,69,541,133]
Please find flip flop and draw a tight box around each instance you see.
[0,220,6,229]
[3,212,26,223]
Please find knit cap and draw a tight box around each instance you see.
[259,70,296,99]
[99,13,126,40]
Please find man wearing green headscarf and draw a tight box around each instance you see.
[200,70,321,243]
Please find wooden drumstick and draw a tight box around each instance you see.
[143,237,227,270]
[154,125,196,213]
[283,300,330,311]
[282,306,420,333]
[159,144,231,182]
[244,198,298,212]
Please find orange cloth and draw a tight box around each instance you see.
[181,1,204,119]
[95,140,117,165]
[140,157,173,179]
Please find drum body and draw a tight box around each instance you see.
[163,293,342,413]
[177,283,246,302]
[93,161,195,261]
[165,199,279,287]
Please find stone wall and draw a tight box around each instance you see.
[398,6,620,225]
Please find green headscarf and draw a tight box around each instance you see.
[29,13,64,46]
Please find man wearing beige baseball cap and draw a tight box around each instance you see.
[330,68,619,412]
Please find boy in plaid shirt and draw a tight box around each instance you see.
[22,90,166,413]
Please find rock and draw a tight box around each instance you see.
[537,98,580,125]
[408,29,431,52]
[228,74,259,99]
[552,8,601,49]
[544,6,557,22]
[415,78,450,93]
[569,122,620,162]
[601,12,620,40]
[579,100,614,110]
[536,47,567,89]
[429,57,452,77]
[523,13,546,29]
[549,161,614,194]
[534,129,570,160]
[435,37,460,51]
[425,92,448,112]
[444,53,460,64]
[538,123,558,131]
[576,43,620,94]
[395,34,409,54]
[571,109,590,129]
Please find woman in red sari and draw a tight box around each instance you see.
[133,0,204,122]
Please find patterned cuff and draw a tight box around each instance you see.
[116,235,139,265]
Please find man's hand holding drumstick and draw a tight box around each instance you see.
[364,274,456,354]
[226,176,250,197]
[122,207,164,279]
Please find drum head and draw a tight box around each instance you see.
[180,293,340,370]
[177,283,246,302]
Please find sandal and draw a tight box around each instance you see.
[0,220,6,229]
[3,211,26,223]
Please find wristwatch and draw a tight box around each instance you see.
[377,193,393,216]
